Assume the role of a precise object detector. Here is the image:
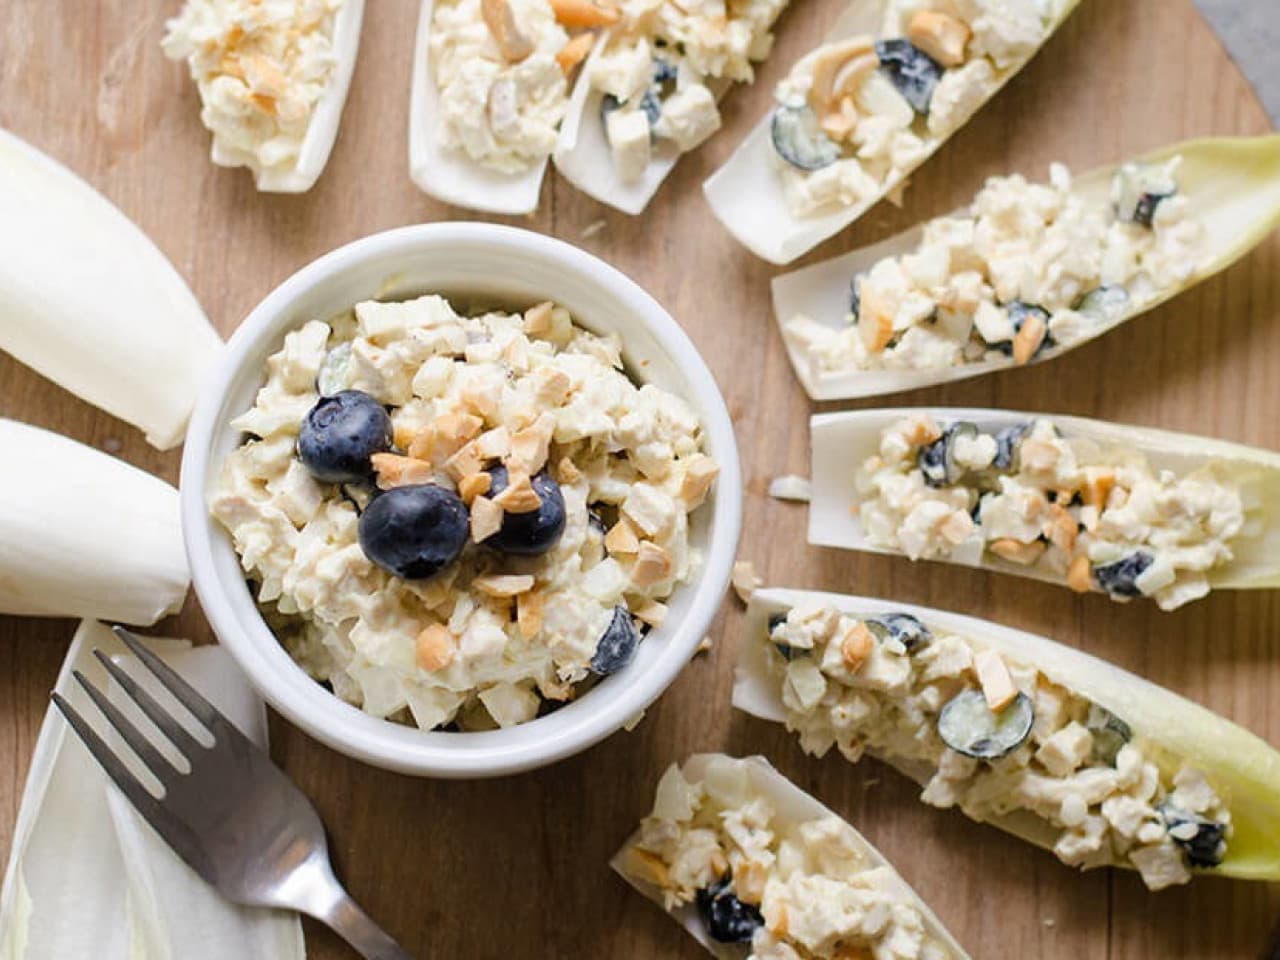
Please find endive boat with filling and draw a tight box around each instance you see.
[409,0,608,214]
[809,408,1280,610]
[553,0,790,215]
[613,753,971,958]
[162,0,365,193]
[0,419,189,625]
[704,0,1080,264]
[774,135,1280,400]
[0,129,222,448]
[735,587,1280,890]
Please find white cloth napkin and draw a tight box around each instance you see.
[0,620,305,960]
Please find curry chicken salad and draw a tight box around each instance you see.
[163,0,345,180]
[763,602,1231,890]
[618,757,966,958]
[785,158,1203,374]
[854,413,1249,610]
[211,294,717,731]
[770,0,1066,216]
[429,0,608,172]
[591,0,789,182]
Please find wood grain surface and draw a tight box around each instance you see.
[2,1,1278,957]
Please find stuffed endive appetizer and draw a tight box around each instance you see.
[735,588,1280,890]
[553,0,790,215]
[613,753,971,959]
[775,135,1280,400]
[162,0,366,193]
[809,409,1280,610]
[0,420,189,625]
[0,128,221,450]
[704,0,1079,264]
[408,0,608,214]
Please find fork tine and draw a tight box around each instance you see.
[52,691,169,822]
[72,668,181,785]
[112,626,223,731]
[92,649,205,759]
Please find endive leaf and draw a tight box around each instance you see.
[702,0,1080,265]
[0,621,305,960]
[734,588,1280,882]
[809,407,1280,595]
[611,753,971,959]
[0,419,188,625]
[0,128,223,449]
[408,0,553,214]
[773,134,1280,400]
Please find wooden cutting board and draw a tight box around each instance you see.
[2,0,1277,956]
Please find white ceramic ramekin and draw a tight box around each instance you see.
[181,223,742,778]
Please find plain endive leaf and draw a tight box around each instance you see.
[0,418,188,625]
[734,588,1280,882]
[772,134,1280,400]
[0,128,222,449]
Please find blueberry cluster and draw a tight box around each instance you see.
[295,389,640,675]
[297,389,565,576]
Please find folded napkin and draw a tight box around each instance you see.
[0,620,305,960]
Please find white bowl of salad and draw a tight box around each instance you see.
[181,223,742,777]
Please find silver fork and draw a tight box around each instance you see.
[51,625,415,960]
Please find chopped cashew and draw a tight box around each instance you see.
[480,0,535,62]
[470,495,503,542]
[555,32,595,74]
[907,10,970,67]
[731,560,762,604]
[974,649,1018,711]
[371,452,434,490]
[416,624,456,672]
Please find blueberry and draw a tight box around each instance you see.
[695,878,763,944]
[590,605,640,675]
[651,57,677,86]
[992,422,1032,470]
[638,89,662,128]
[482,465,566,556]
[1093,551,1154,598]
[297,390,392,484]
[875,38,943,114]
[917,421,978,488]
[1161,806,1227,867]
[357,484,469,580]
[771,104,841,171]
[866,612,931,652]
[989,302,1052,358]
[849,273,864,320]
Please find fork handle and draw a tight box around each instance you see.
[314,890,416,960]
